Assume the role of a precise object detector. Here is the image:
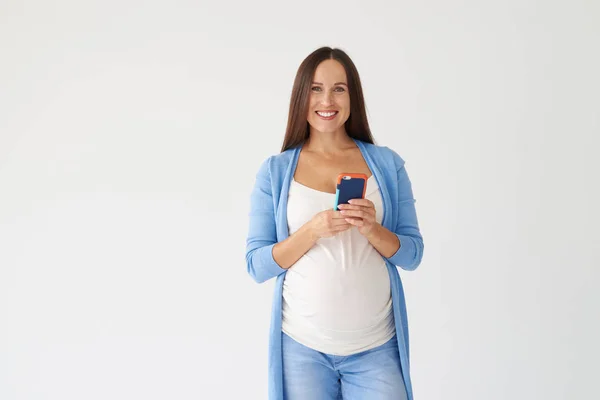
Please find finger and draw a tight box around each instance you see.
[339,209,374,220]
[344,217,364,226]
[331,218,352,227]
[340,203,375,212]
[347,199,374,208]
[335,224,352,231]
[331,211,350,219]
[332,223,351,232]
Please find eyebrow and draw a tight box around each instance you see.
[312,81,348,86]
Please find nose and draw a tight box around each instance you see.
[320,91,334,107]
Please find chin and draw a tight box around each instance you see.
[315,126,340,134]
[309,121,345,134]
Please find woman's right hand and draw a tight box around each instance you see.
[308,209,352,240]
[270,209,351,271]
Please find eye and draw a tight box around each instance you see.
[334,87,346,92]
[311,86,322,92]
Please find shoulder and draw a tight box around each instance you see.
[255,147,297,179]
[359,140,405,170]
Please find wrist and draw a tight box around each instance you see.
[304,221,319,243]
[364,223,383,241]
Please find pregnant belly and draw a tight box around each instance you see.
[282,239,392,332]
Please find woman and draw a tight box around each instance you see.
[245,47,424,400]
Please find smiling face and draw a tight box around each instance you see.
[307,59,351,136]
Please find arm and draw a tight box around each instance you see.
[272,223,318,270]
[380,158,424,271]
[245,158,322,283]
[364,223,402,259]
[339,158,424,271]
[245,158,286,283]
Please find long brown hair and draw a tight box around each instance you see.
[280,47,375,152]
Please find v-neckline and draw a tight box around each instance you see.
[278,138,389,236]
[290,138,372,193]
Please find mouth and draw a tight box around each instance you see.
[315,110,338,120]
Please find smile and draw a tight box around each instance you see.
[316,111,338,120]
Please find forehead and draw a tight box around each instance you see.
[313,59,347,83]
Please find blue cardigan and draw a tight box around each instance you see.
[245,138,424,400]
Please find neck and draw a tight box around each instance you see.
[304,128,355,154]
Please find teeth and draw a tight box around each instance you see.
[317,111,337,117]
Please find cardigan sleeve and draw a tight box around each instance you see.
[245,157,287,283]
[384,150,425,271]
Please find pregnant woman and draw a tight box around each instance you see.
[245,46,424,400]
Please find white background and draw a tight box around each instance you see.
[1,1,599,399]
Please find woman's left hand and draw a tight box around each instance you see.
[337,199,378,236]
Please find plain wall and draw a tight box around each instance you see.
[1,1,598,399]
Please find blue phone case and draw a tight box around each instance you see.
[334,174,367,210]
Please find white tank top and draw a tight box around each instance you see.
[282,175,395,356]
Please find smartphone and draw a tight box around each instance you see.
[333,173,368,211]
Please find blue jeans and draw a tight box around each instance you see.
[282,332,408,400]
